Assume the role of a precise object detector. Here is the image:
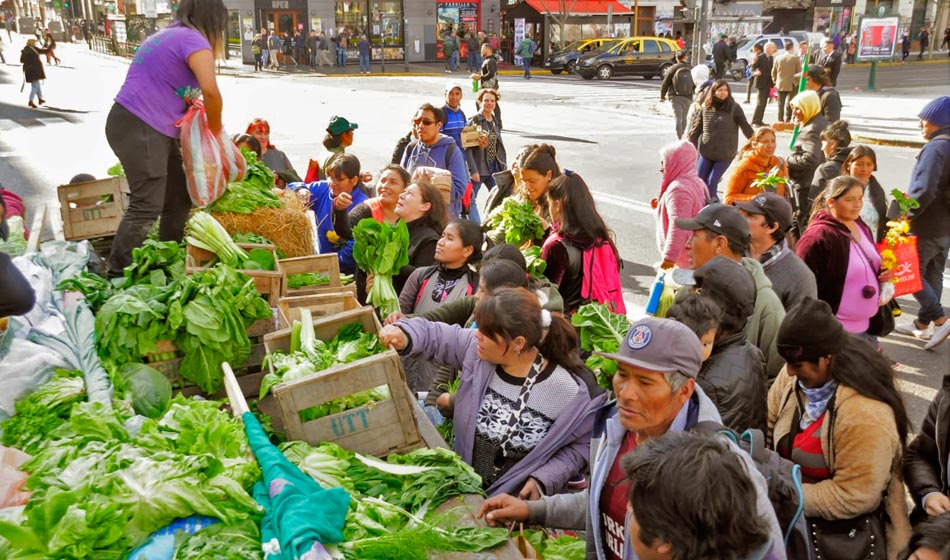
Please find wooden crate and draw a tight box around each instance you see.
[185,242,283,306]
[264,307,424,457]
[278,254,356,298]
[57,177,130,240]
[276,292,362,329]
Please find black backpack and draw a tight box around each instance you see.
[672,66,694,97]
[694,422,815,560]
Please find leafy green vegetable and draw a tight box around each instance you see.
[261,314,383,398]
[485,197,545,245]
[207,149,280,215]
[299,386,391,422]
[352,219,410,317]
[522,245,547,278]
[436,376,461,446]
[0,369,85,455]
[185,212,248,269]
[231,233,286,259]
[0,216,27,256]
[120,240,185,288]
[115,363,171,419]
[524,530,586,560]
[57,272,117,313]
[107,162,125,177]
[243,247,276,271]
[287,272,355,289]
[173,519,262,559]
[750,165,789,193]
[571,302,631,391]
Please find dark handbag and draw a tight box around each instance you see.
[867,298,899,337]
[808,505,887,560]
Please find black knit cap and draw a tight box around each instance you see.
[777,297,850,360]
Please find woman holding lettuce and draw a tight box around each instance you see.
[335,168,446,300]
[380,287,606,498]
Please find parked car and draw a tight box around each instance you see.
[705,34,800,80]
[545,38,620,74]
[575,36,679,80]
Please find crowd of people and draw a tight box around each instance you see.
[1,0,949,557]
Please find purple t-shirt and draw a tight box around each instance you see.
[114,25,211,138]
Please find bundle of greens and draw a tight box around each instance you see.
[120,239,185,288]
[0,397,262,559]
[0,369,85,455]
[485,197,545,245]
[524,530,586,560]
[207,149,281,215]
[107,162,125,177]
[750,165,790,193]
[95,284,176,365]
[436,376,460,446]
[571,302,631,391]
[279,441,506,559]
[522,245,548,278]
[352,219,410,317]
[260,309,383,399]
[286,272,355,290]
[186,212,249,269]
[173,519,262,560]
[57,272,117,313]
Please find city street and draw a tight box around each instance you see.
[0,37,947,425]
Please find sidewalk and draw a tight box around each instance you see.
[214,55,528,78]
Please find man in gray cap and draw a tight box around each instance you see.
[676,203,786,382]
[736,193,817,312]
[476,317,785,560]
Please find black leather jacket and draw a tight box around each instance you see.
[903,374,950,522]
[697,330,767,433]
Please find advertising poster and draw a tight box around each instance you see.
[436,1,479,58]
[857,16,898,59]
[513,17,525,66]
[243,17,254,40]
[310,17,321,33]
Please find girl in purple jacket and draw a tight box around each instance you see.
[380,287,607,498]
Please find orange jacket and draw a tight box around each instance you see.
[723,152,789,205]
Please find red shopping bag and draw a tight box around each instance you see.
[176,95,245,207]
[878,236,924,298]
[304,159,320,183]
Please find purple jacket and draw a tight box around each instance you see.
[397,317,607,496]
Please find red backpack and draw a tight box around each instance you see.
[544,234,626,314]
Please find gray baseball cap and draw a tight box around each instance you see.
[594,316,703,378]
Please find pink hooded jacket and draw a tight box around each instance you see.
[655,141,709,268]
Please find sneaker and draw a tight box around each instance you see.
[894,320,933,340]
[924,320,950,351]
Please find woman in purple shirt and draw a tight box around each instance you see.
[105,0,227,277]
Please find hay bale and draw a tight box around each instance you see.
[212,192,315,258]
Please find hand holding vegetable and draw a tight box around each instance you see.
[518,478,542,501]
[383,310,406,326]
[477,494,530,527]
[352,219,410,317]
[378,324,408,351]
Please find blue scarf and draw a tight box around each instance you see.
[799,380,837,430]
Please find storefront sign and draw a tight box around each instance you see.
[271,0,289,8]
[437,1,478,31]
[857,15,898,60]
[513,17,525,65]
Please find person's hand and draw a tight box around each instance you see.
[518,478,542,501]
[925,493,950,516]
[361,171,374,184]
[478,136,489,149]
[477,494,530,527]
[660,259,676,270]
[378,324,408,350]
[471,173,480,183]
[470,73,480,81]
[365,273,374,293]
[878,269,894,283]
[296,188,310,200]
[383,310,406,326]
[333,191,352,210]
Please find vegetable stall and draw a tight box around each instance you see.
[0,241,544,559]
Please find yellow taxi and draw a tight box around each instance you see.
[544,38,621,74]
[575,36,680,80]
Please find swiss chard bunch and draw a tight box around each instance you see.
[485,197,545,245]
[120,239,185,288]
[352,219,410,318]
[572,302,631,391]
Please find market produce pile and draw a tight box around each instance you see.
[0,240,526,559]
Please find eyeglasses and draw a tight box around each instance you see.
[413,118,436,126]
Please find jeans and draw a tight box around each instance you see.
[359,53,370,73]
[105,103,191,277]
[468,169,497,224]
[913,234,950,324]
[29,81,43,103]
[671,96,691,139]
[522,58,531,78]
[696,156,731,202]
[468,51,481,72]
[337,48,346,66]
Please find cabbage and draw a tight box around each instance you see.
[118,364,172,419]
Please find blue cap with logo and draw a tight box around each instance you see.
[594,317,703,378]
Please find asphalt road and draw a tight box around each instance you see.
[0,39,946,427]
